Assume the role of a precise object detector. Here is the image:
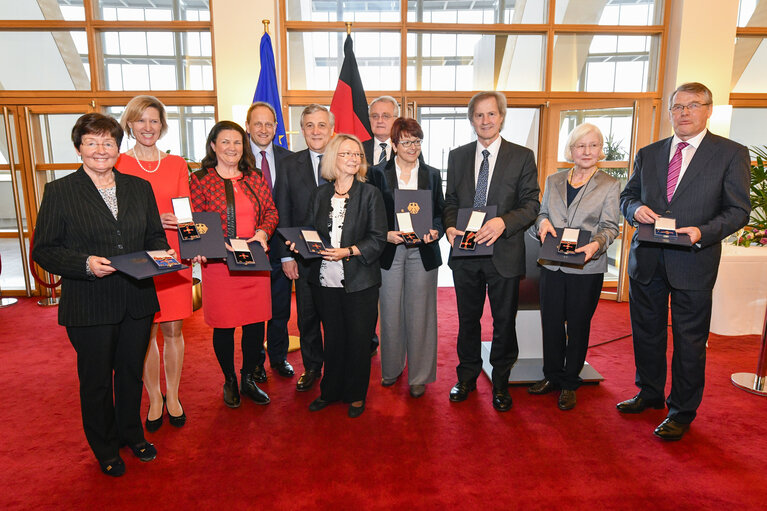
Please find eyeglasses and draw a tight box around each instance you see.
[670,102,711,113]
[370,114,393,121]
[250,122,275,130]
[398,139,422,148]
[571,142,601,152]
[337,152,363,159]
[81,141,117,150]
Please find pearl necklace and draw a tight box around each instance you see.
[133,145,162,174]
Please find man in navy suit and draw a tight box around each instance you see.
[247,102,294,381]
[618,82,750,440]
[277,104,334,391]
[362,96,398,166]
[443,91,540,412]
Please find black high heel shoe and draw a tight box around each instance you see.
[145,396,165,433]
[168,398,186,428]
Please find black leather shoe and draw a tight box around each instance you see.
[348,401,365,418]
[558,389,576,411]
[273,360,294,378]
[252,365,267,383]
[528,378,557,395]
[492,386,513,412]
[168,399,186,428]
[223,374,241,408]
[145,396,165,433]
[296,370,320,392]
[241,370,270,405]
[616,394,665,414]
[308,397,333,411]
[654,417,690,441]
[449,381,476,402]
[129,441,157,462]
[99,456,125,477]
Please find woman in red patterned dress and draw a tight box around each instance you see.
[116,96,193,431]
[190,121,278,408]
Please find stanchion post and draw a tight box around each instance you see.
[37,271,60,307]
[731,304,767,396]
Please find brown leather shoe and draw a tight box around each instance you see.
[558,389,576,410]
[296,370,320,392]
[653,418,690,441]
[616,394,665,414]
[528,378,557,395]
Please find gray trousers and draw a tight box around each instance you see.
[379,244,438,385]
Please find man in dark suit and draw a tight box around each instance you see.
[443,91,540,412]
[247,102,294,382]
[363,96,398,167]
[277,104,334,391]
[618,82,750,440]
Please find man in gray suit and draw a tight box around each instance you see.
[618,82,750,440]
[443,91,540,412]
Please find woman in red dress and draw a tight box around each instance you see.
[190,121,278,408]
[116,96,193,431]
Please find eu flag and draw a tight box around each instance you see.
[253,32,287,148]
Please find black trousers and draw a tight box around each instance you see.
[452,258,520,388]
[539,268,603,390]
[312,285,378,403]
[258,259,291,366]
[629,251,712,424]
[66,313,153,462]
[295,264,323,373]
[212,323,265,377]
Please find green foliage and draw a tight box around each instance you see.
[732,146,767,247]
[603,133,626,161]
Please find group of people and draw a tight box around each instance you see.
[31,81,751,477]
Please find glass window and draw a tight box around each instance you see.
[106,105,215,163]
[0,32,90,90]
[407,33,545,91]
[551,34,660,92]
[287,32,400,90]
[286,0,400,21]
[101,31,213,90]
[33,113,83,165]
[730,108,767,149]
[407,0,547,24]
[0,0,85,20]
[558,107,632,165]
[97,0,210,21]
[555,0,663,26]
[737,0,764,27]
[732,37,767,93]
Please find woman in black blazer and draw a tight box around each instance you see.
[295,133,387,418]
[376,118,444,398]
[32,113,170,477]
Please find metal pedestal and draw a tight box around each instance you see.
[731,305,767,396]
[0,297,18,308]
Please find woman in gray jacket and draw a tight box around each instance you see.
[528,123,620,410]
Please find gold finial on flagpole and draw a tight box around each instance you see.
[262,19,270,34]
[346,22,352,35]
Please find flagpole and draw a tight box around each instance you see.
[262,19,270,34]
[346,22,352,35]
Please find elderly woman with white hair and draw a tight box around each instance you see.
[528,123,620,411]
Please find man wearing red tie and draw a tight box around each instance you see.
[618,82,751,440]
[246,102,294,381]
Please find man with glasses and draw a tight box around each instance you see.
[363,96,398,166]
[618,82,750,440]
[277,104,334,392]
[246,102,295,382]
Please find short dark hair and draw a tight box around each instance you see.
[200,121,256,175]
[71,113,123,149]
[670,82,713,109]
[391,117,424,145]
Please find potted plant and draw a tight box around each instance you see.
[733,146,767,247]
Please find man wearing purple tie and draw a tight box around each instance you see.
[247,102,295,381]
[618,82,751,440]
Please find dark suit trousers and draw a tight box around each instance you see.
[66,313,153,461]
[453,258,520,388]
[312,285,378,403]
[295,262,323,372]
[258,259,291,365]
[629,251,712,424]
[539,268,603,390]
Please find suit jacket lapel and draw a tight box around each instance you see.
[417,164,429,190]
[656,138,673,205]
[75,167,118,223]
[463,142,477,200]
[486,139,508,205]
[670,133,716,204]
[384,159,398,191]
[299,150,316,190]
[114,170,131,223]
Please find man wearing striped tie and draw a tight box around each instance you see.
[363,96,398,167]
[618,82,751,440]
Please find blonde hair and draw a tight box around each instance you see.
[564,123,606,162]
[120,95,168,138]
[320,134,367,183]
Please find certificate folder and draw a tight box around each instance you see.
[451,205,497,258]
[394,189,433,240]
[538,228,592,265]
[276,227,326,260]
[110,251,189,280]
[176,212,227,259]
[637,223,692,247]
[225,238,271,271]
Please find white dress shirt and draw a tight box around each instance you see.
[309,150,323,185]
[395,160,419,190]
[668,129,707,198]
[373,138,393,164]
[251,140,276,187]
[474,136,502,188]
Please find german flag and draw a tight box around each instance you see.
[330,35,372,142]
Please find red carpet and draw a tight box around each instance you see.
[1,290,766,510]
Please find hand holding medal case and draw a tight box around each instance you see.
[174,199,227,259]
[451,205,497,257]
[226,238,271,271]
[394,189,432,247]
